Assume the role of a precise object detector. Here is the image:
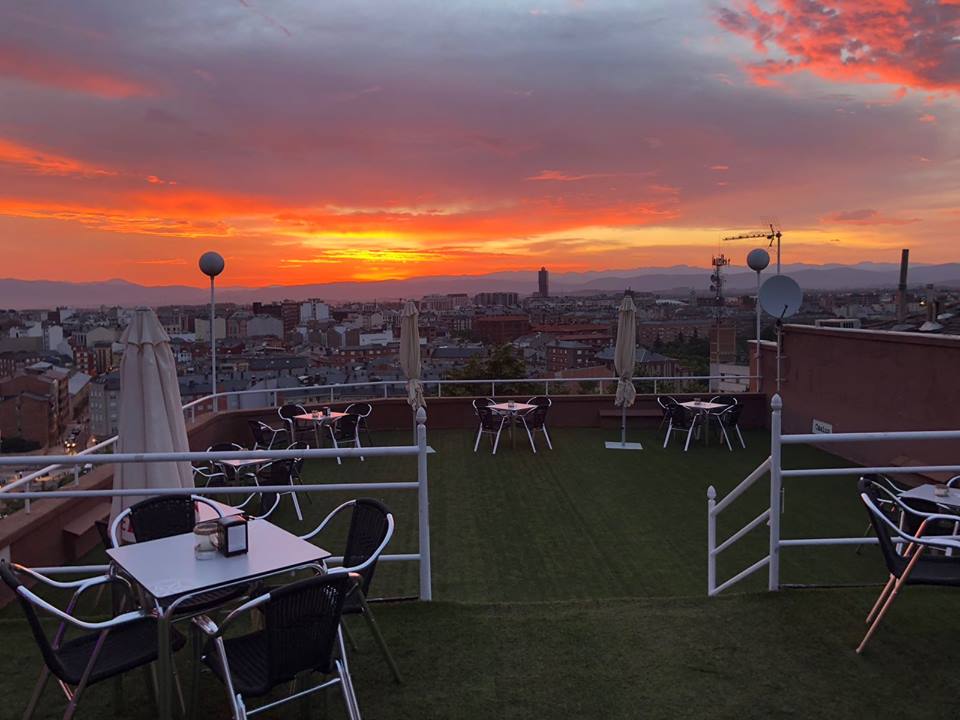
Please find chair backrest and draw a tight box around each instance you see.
[0,562,70,682]
[127,495,196,543]
[665,403,692,429]
[342,498,392,595]
[719,404,743,426]
[278,404,307,422]
[266,459,295,486]
[476,405,502,430]
[657,396,678,411]
[286,442,307,480]
[523,405,549,429]
[262,573,351,685]
[345,402,372,418]
[472,398,492,413]
[208,442,244,453]
[526,396,552,407]
[710,395,737,406]
[337,413,361,438]
[858,478,907,576]
[248,420,273,447]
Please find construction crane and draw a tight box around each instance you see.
[722,224,782,273]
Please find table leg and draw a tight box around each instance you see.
[157,609,172,720]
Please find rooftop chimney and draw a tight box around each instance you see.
[896,248,909,322]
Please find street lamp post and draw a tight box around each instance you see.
[747,248,770,393]
[199,252,225,412]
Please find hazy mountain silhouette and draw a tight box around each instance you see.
[1,263,957,309]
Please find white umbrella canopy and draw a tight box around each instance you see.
[614,295,638,408]
[111,308,194,524]
[399,300,425,409]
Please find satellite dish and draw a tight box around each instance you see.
[759,275,803,319]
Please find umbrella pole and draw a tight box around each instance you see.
[620,403,627,445]
[604,379,643,450]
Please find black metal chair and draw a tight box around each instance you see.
[656,396,679,430]
[301,498,400,683]
[247,420,288,450]
[856,478,960,653]
[277,404,311,445]
[345,403,373,444]
[256,457,304,522]
[519,405,552,452]
[525,396,552,408]
[331,413,364,461]
[712,403,746,450]
[709,395,737,406]
[474,405,506,454]
[662,403,699,452]
[1,560,187,720]
[197,572,361,720]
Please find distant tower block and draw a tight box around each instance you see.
[538,266,549,297]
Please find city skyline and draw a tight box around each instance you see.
[0,0,957,288]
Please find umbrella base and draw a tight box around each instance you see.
[604,441,644,450]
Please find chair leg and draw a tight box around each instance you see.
[358,595,402,683]
[474,424,482,452]
[336,660,361,720]
[524,421,536,454]
[188,624,203,720]
[864,573,897,625]
[857,548,924,654]
[720,424,733,451]
[290,489,304,522]
[328,427,342,465]
[542,426,552,450]
[663,421,673,449]
[492,425,502,455]
[22,666,50,720]
[736,425,746,449]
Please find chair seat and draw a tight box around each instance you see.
[57,617,185,686]
[204,630,335,698]
[907,555,960,585]
[174,584,252,615]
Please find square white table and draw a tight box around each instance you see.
[901,484,960,510]
[108,518,330,720]
[295,412,348,458]
[679,401,728,446]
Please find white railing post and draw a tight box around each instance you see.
[653,379,658,395]
[437,383,442,398]
[544,380,549,396]
[73,466,80,487]
[707,485,716,596]
[491,381,496,398]
[416,406,432,601]
[25,480,31,513]
[769,393,783,591]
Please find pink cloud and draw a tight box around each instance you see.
[822,208,921,226]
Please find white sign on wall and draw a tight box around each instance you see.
[812,419,833,434]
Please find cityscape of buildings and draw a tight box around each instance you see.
[2,262,957,465]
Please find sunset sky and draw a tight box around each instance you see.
[0,0,957,287]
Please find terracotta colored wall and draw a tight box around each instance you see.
[754,325,960,469]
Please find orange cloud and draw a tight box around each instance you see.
[717,1,960,93]
[0,45,151,98]
[0,138,115,177]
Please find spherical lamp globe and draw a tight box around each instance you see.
[747,248,770,273]
[199,251,225,278]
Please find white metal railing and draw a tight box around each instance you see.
[707,394,960,596]
[0,409,433,600]
[6,372,756,513]
[706,456,771,596]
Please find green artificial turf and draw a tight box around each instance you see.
[4,427,952,719]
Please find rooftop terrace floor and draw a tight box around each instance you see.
[3,427,959,718]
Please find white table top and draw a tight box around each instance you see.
[294,412,347,423]
[680,401,727,411]
[219,458,271,469]
[901,484,960,510]
[107,518,330,604]
[490,402,536,413]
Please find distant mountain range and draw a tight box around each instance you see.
[1,262,958,309]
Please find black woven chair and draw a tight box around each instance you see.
[525,396,552,408]
[662,403,699,452]
[712,403,746,450]
[331,413,364,461]
[519,405,553,452]
[256,456,304,521]
[856,478,960,653]
[709,395,737,407]
[474,404,506,454]
[277,403,311,445]
[1,560,187,720]
[198,572,360,720]
[301,498,400,683]
[247,419,288,450]
[656,396,679,429]
[345,403,373,444]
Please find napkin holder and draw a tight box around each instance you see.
[217,515,249,557]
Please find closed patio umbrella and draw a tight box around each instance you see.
[400,300,425,411]
[111,308,194,525]
[605,295,643,450]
